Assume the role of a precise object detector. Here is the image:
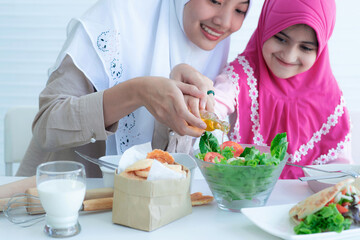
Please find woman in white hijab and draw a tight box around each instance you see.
[17,0,251,177]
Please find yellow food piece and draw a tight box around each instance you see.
[202,118,228,133]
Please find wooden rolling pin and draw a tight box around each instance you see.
[25,187,114,200]
[0,187,114,213]
[80,197,113,212]
[2,196,113,214]
[0,176,36,199]
[25,197,114,214]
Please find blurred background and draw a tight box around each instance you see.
[0,0,359,175]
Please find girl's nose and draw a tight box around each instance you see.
[282,46,298,63]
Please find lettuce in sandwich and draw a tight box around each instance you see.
[289,178,360,234]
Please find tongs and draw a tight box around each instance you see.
[75,151,117,170]
[286,163,360,181]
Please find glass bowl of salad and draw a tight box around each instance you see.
[194,132,289,212]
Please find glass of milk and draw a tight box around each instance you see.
[36,161,86,238]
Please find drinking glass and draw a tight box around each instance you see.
[36,161,86,238]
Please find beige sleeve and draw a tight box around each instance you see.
[32,54,118,151]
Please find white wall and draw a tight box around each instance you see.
[0,0,359,175]
[0,0,98,175]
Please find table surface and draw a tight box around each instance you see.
[0,177,314,240]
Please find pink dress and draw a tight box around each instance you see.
[214,0,352,179]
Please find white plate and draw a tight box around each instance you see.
[302,164,360,193]
[241,204,360,240]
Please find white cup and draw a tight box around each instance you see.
[36,161,86,238]
[99,155,121,188]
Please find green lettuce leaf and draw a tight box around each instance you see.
[270,132,288,161]
[199,131,220,154]
[294,204,353,234]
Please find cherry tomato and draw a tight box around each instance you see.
[336,204,348,214]
[204,152,224,163]
[220,141,244,157]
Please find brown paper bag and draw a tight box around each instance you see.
[112,168,192,231]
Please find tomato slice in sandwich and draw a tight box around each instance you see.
[204,152,224,163]
[336,204,349,214]
[220,141,244,157]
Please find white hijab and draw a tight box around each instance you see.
[49,0,237,155]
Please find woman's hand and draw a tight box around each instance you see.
[170,63,215,116]
[139,76,207,137]
[104,75,208,137]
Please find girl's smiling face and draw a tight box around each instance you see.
[183,0,249,51]
[262,24,318,79]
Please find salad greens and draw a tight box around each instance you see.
[195,132,288,202]
[294,204,352,234]
[198,131,220,154]
[196,132,288,166]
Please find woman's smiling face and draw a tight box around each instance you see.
[262,24,318,79]
[183,0,249,51]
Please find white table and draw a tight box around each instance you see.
[0,177,313,240]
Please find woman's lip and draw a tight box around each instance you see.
[200,24,223,41]
[202,24,224,35]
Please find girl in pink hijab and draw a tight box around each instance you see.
[212,0,352,178]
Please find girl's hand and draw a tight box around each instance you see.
[170,63,215,115]
[184,95,215,118]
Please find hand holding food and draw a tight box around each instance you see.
[140,76,206,137]
[290,178,360,234]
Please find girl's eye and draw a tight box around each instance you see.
[301,45,315,52]
[274,35,286,43]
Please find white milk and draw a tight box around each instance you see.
[37,179,86,228]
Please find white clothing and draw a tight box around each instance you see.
[48,0,231,155]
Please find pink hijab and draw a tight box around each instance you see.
[226,0,351,178]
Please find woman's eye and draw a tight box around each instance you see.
[235,9,246,15]
[210,0,221,5]
[274,35,286,43]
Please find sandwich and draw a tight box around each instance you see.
[120,149,185,180]
[289,178,360,234]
